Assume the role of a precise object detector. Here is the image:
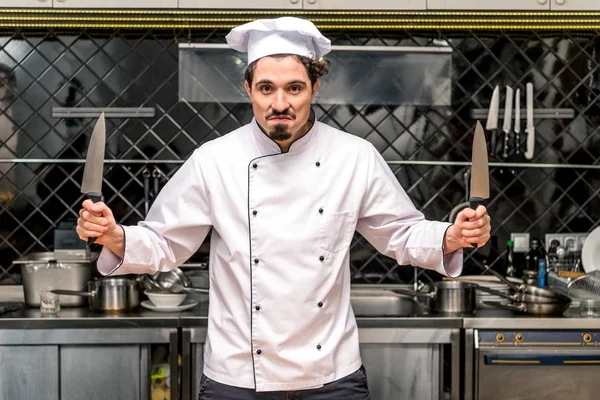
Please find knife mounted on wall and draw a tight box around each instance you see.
[485,86,500,157]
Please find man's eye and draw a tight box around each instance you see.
[289,86,301,93]
[260,86,272,93]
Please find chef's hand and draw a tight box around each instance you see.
[444,205,491,253]
[76,199,125,257]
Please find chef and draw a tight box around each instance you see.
[77,16,491,400]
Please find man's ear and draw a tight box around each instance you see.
[244,80,252,100]
[311,80,320,101]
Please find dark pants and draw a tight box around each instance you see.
[198,365,371,400]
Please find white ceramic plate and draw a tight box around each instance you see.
[141,299,198,312]
[582,227,600,273]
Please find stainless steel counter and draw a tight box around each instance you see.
[464,306,600,329]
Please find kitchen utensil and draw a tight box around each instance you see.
[389,280,477,314]
[145,291,187,308]
[483,300,570,316]
[502,85,513,159]
[582,226,600,273]
[141,274,170,293]
[53,277,140,311]
[568,270,600,298]
[143,167,151,215]
[485,85,500,157]
[469,121,490,248]
[14,250,94,307]
[486,267,567,300]
[150,268,210,294]
[80,112,106,245]
[514,88,521,155]
[524,82,535,159]
[474,284,570,304]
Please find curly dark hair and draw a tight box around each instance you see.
[244,54,330,89]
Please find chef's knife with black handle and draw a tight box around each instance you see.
[470,121,490,249]
[502,86,513,159]
[485,86,500,157]
[80,112,106,245]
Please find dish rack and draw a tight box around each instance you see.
[548,270,600,300]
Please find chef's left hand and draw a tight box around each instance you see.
[444,205,491,253]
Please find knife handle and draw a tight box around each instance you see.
[468,197,488,249]
[502,131,509,159]
[490,129,497,157]
[86,192,102,245]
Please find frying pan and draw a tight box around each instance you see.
[485,267,567,300]
[483,300,571,316]
[474,285,570,304]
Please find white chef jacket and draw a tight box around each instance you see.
[98,111,463,392]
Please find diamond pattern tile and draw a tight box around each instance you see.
[0,27,598,285]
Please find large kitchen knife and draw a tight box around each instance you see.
[470,121,490,249]
[485,86,500,157]
[524,82,535,160]
[80,112,106,245]
[502,86,513,159]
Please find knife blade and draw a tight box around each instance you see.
[514,88,521,156]
[470,121,490,249]
[81,112,106,245]
[502,86,513,159]
[485,86,500,157]
[524,82,535,160]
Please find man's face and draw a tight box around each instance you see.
[244,56,319,145]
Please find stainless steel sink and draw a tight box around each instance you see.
[350,286,426,317]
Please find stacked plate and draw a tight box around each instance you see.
[454,275,524,307]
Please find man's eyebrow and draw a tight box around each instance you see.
[254,79,308,87]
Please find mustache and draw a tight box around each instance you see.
[266,110,296,119]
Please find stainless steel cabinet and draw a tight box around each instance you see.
[0,328,177,400]
[179,0,301,8]
[304,0,426,9]
[181,326,461,400]
[427,0,550,10]
[53,0,177,7]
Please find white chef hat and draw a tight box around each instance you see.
[225,17,331,65]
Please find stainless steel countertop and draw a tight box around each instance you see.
[2,285,600,330]
[463,306,600,329]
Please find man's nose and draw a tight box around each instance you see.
[271,91,289,112]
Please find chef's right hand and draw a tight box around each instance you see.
[76,199,123,251]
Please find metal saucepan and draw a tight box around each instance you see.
[483,300,570,316]
[474,285,571,304]
[389,281,476,314]
[53,278,140,311]
[485,267,567,300]
[150,268,209,294]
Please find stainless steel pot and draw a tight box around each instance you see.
[390,281,477,314]
[13,250,94,307]
[53,278,140,311]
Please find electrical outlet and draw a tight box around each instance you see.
[511,232,530,253]
[564,235,577,252]
[545,234,563,250]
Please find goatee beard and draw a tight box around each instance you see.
[268,123,292,141]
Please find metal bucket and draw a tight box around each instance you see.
[14,250,94,307]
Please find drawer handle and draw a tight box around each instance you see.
[485,354,600,366]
